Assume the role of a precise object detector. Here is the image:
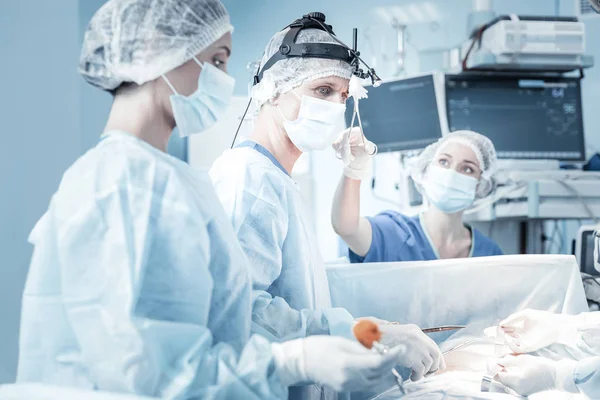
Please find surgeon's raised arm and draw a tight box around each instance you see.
[332,175,372,257]
[58,186,287,399]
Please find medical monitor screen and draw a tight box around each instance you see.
[580,230,598,276]
[445,75,585,161]
[346,74,443,152]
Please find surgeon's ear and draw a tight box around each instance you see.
[270,95,281,106]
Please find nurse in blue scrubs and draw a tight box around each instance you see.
[332,130,503,263]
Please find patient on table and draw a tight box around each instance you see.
[366,323,587,400]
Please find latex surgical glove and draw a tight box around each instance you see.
[495,355,579,397]
[499,309,578,354]
[332,127,375,181]
[271,335,404,392]
[379,323,445,381]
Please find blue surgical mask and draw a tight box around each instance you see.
[162,58,235,137]
[422,165,478,214]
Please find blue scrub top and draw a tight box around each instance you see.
[349,211,503,263]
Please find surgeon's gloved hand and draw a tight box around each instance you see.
[332,127,376,181]
[271,335,404,392]
[499,309,578,354]
[377,323,445,381]
[494,355,579,397]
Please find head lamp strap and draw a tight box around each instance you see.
[253,13,381,87]
[254,19,354,85]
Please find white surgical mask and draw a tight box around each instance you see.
[422,165,478,214]
[163,58,235,137]
[279,91,346,152]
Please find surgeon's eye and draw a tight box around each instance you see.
[212,57,227,71]
[438,158,450,168]
[316,86,332,97]
[462,166,475,175]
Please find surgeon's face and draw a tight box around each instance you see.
[163,32,232,97]
[434,142,482,179]
[197,31,232,73]
[275,76,349,121]
[159,32,232,128]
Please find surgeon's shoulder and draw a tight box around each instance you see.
[372,210,414,227]
[210,147,290,198]
[369,210,416,239]
[56,135,189,212]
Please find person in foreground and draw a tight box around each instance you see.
[491,308,600,397]
[332,130,503,263]
[210,13,443,400]
[15,1,408,398]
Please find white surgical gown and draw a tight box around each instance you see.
[210,144,355,400]
[557,312,600,398]
[17,132,287,399]
[560,312,600,360]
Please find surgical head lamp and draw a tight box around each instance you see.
[253,12,383,87]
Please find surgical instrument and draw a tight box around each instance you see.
[384,321,466,334]
[354,320,406,395]
[442,339,478,355]
[422,325,466,333]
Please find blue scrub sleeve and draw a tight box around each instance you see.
[573,357,600,397]
[349,214,410,264]
[237,194,355,342]
[58,187,287,399]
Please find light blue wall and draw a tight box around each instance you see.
[0,0,84,383]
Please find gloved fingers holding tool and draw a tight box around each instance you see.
[379,322,445,380]
[273,335,405,393]
[332,76,377,181]
[354,319,445,384]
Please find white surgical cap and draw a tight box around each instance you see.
[79,0,232,91]
[409,130,498,199]
[252,28,354,107]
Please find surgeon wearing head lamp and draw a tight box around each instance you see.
[332,130,503,263]
[15,1,408,398]
[210,15,444,400]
